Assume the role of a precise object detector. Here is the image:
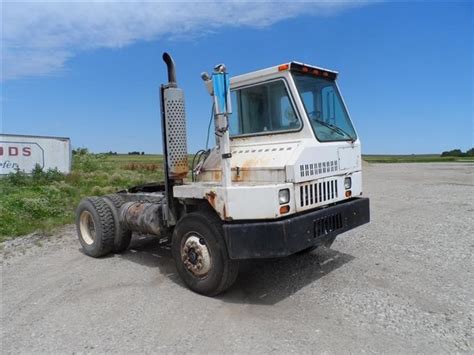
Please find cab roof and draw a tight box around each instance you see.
[230,61,339,86]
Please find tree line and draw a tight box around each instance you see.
[72,148,146,156]
[440,148,474,157]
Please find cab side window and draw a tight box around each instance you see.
[230,80,300,136]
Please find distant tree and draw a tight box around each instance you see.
[128,151,141,155]
[72,147,89,156]
[141,152,145,155]
[441,149,465,157]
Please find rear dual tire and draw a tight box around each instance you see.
[76,197,116,257]
[103,194,132,253]
[76,195,132,257]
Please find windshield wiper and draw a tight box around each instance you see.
[312,119,355,142]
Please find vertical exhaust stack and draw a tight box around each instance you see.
[163,53,177,87]
[160,52,189,225]
[160,52,189,181]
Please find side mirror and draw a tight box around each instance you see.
[212,70,232,115]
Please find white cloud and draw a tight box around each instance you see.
[1,1,370,80]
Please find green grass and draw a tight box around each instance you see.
[362,154,474,163]
[0,153,166,242]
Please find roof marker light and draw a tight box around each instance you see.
[278,64,289,71]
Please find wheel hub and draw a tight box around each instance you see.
[181,235,211,277]
[79,210,96,245]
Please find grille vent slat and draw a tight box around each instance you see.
[300,160,338,178]
[299,178,339,208]
[300,185,304,207]
[314,213,343,238]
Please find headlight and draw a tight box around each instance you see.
[344,177,352,189]
[278,189,290,205]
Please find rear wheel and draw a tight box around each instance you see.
[103,194,132,253]
[76,197,115,257]
[172,211,239,296]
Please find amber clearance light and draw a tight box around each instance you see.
[290,63,337,80]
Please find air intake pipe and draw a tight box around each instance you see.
[162,52,177,87]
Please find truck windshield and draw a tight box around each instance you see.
[293,73,357,142]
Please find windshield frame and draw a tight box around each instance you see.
[291,72,358,143]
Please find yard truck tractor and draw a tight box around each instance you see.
[75,53,370,296]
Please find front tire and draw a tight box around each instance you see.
[172,211,239,296]
[76,197,115,257]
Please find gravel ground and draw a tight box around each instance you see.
[1,163,473,353]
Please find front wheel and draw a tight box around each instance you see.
[171,211,239,296]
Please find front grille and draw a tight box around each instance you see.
[314,213,343,237]
[299,179,338,208]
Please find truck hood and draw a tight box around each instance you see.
[197,139,361,183]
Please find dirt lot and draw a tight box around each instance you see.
[1,163,473,353]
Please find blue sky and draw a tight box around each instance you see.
[1,1,473,154]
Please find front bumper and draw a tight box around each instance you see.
[223,197,370,260]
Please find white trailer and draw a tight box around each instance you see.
[75,53,370,296]
[0,134,71,175]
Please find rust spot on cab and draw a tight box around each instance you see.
[233,167,250,182]
[205,191,217,208]
[210,170,221,181]
[241,156,270,168]
[223,204,231,220]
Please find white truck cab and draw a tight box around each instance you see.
[176,62,363,221]
[75,54,370,296]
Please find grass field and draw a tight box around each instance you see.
[0,153,166,241]
[1,152,472,241]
